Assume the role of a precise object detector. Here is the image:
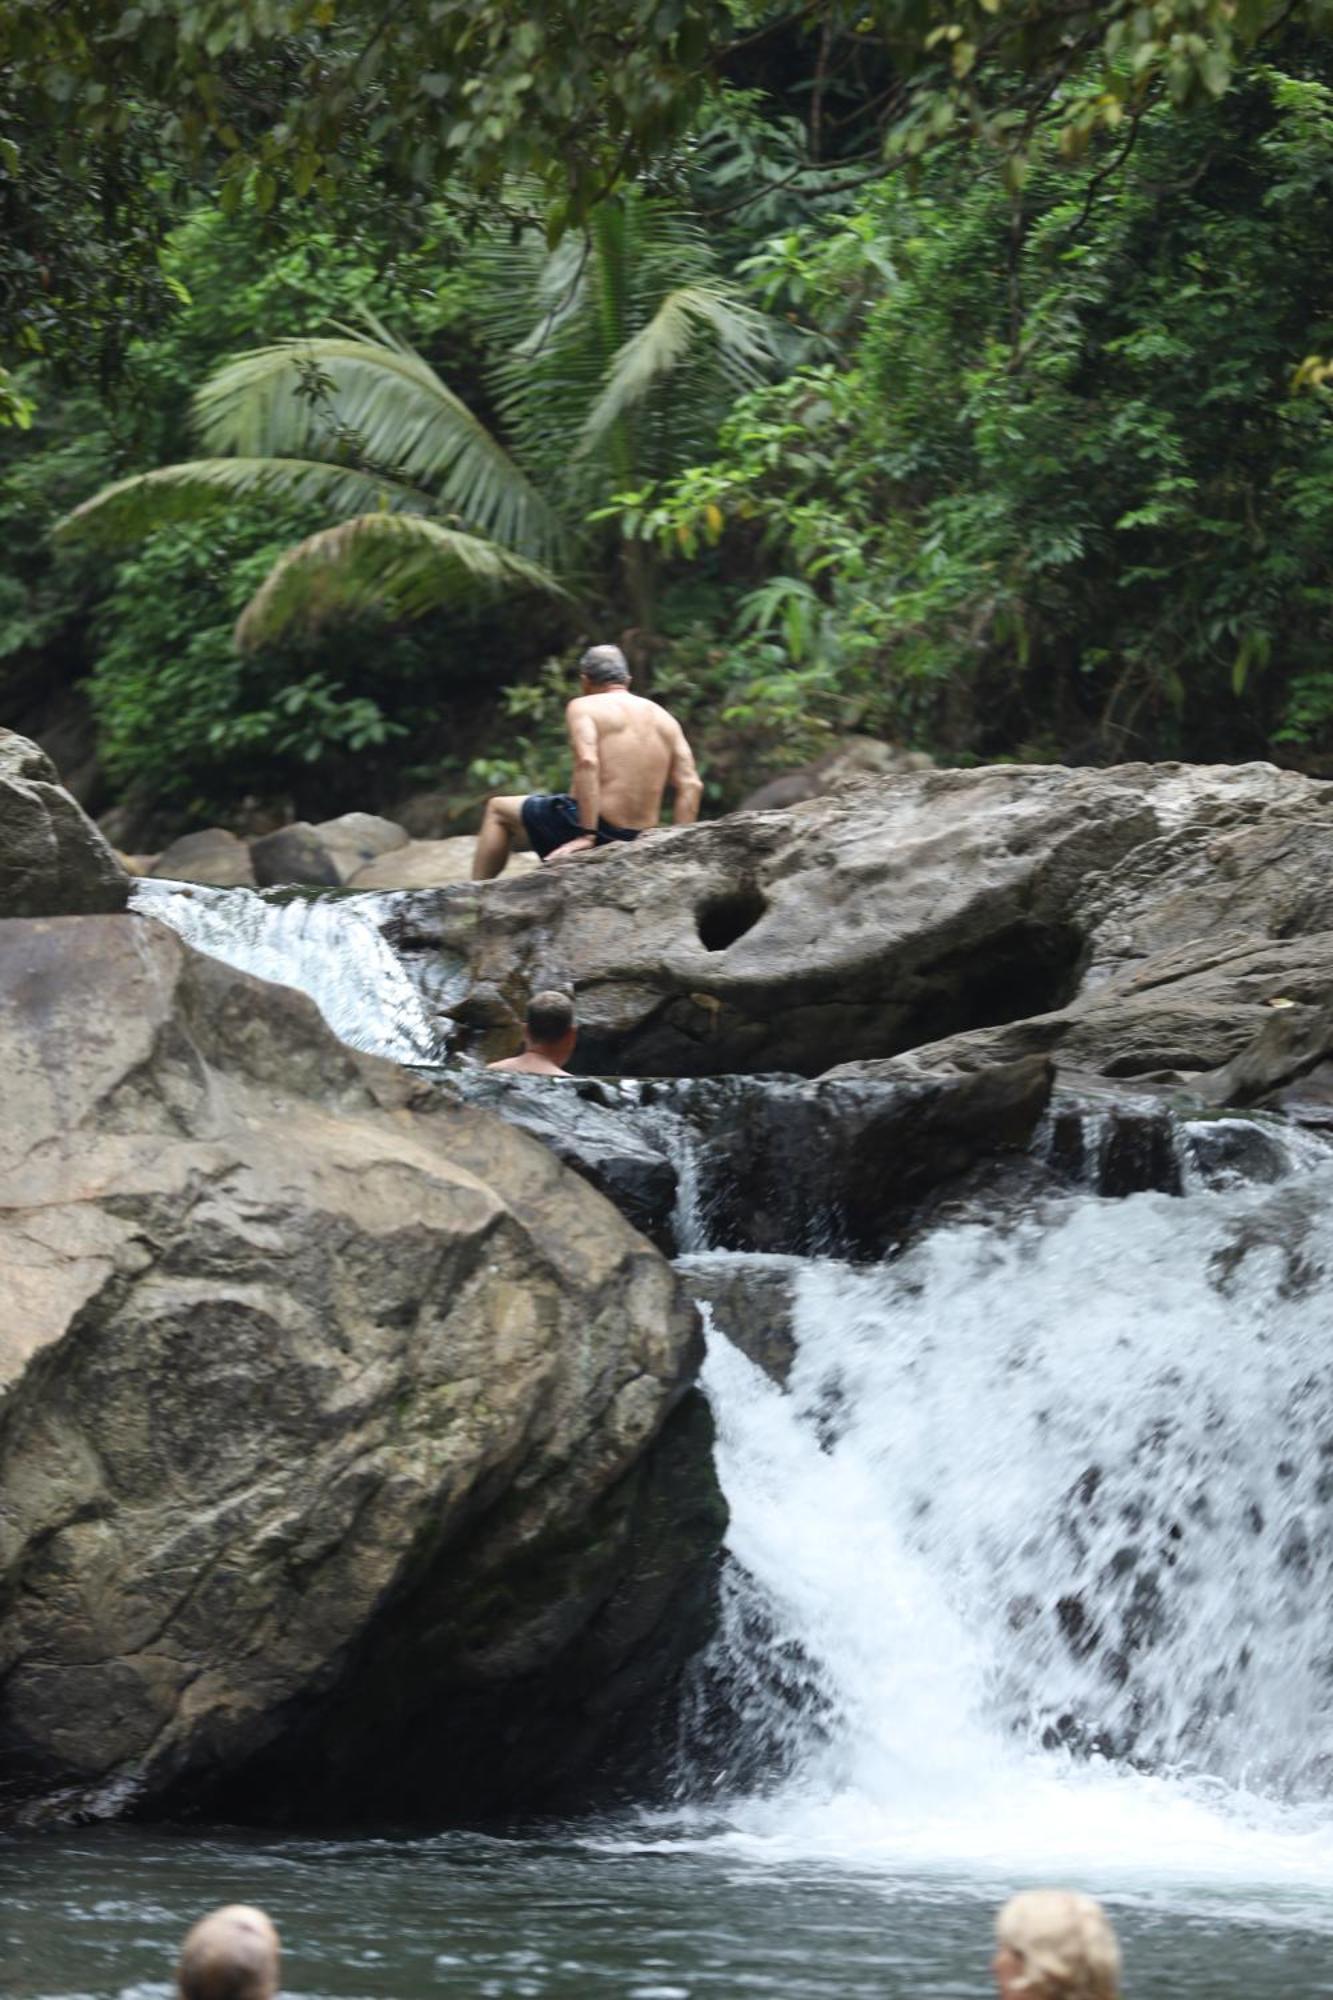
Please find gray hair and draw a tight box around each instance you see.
[995,1891,1121,2000]
[578,644,631,687]
[178,1905,281,2000]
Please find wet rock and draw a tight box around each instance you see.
[638,1058,1053,1257]
[0,915,722,1827]
[448,1071,679,1249]
[249,821,342,888]
[310,811,408,884]
[679,1257,799,1385]
[0,729,129,918]
[386,761,1332,1087]
[1194,1001,1333,1112]
[151,827,256,888]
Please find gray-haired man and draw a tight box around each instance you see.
[472,644,703,879]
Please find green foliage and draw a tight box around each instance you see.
[636,46,1333,765]
[62,191,781,643]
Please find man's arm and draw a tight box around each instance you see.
[544,699,602,860]
[668,721,703,825]
[568,700,602,835]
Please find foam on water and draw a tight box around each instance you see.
[133,879,447,1064]
[677,1167,1333,1907]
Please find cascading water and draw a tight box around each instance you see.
[123,881,1333,1910]
[133,878,452,1063]
[674,1163,1333,1897]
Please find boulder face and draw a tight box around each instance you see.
[0,730,129,919]
[384,761,1333,1086]
[0,915,723,1827]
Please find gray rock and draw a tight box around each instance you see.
[0,914,722,1826]
[679,1257,799,1385]
[383,760,1333,1094]
[351,836,536,890]
[151,827,256,888]
[249,821,342,888]
[311,811,409,884]
[450,1071,679,1248]
[738,735,933,813]
[0,729,129,918]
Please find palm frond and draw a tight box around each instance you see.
[235,512,567,650]
[56,458,434,547]
[194,325,564,564]
[578,285,775,453]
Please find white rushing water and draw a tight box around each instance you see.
[133,878,448,1063]
[682,1168,1333,1908]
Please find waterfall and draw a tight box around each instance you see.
[133,879,452,1065]
[680,1166,1333,1886]
[128,878,1333,1890]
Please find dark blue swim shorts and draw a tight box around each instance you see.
[520,792,641,862]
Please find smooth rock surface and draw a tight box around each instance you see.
[151,827,256,888]
[386,761,1333,1085]
[311,811,408,884]
[351,836,537,891]
[249,821,342,888]
[0,915,722,1826]
[738,735,933,813]
[0,730,129,919]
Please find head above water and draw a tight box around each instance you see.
[177,1905,281,2000]
[578,643,631,688]
[993,1891,1121,2000]
[525,988,576,1054]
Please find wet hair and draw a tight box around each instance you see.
[177,1906,280,2000]
[578,643,631,687]
[526,989,575,1046]
[995,1891,1121,2000]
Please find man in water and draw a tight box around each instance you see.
[177,1905,280,2000]
[486,989,577,1074]
[471,644,703,879]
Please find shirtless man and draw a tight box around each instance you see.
[486,989,577,1074]
[471,644,703,879]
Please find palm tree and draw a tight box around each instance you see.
[60,193,776,648]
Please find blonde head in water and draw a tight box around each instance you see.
[992,1891,1122,2000]
[177,1905,281,2000]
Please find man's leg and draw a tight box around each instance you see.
[472,795,529,880]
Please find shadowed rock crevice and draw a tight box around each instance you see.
[696,883,767,954]
[180,1390,726,1826]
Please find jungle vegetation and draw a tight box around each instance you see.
[5,2,1333,836]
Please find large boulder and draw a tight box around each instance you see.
[385,760,1333,1085]
[0,730,128,918]
[0,915,722,1827]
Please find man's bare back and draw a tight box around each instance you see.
[472,644,702,878]
[566,688,690,831]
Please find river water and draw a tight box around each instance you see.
[8,884,1333,1997]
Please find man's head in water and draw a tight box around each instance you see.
[578,643,631,691]
[177,1905,280,2000]
[525,988,576,1064]
[486,989,577,1074]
